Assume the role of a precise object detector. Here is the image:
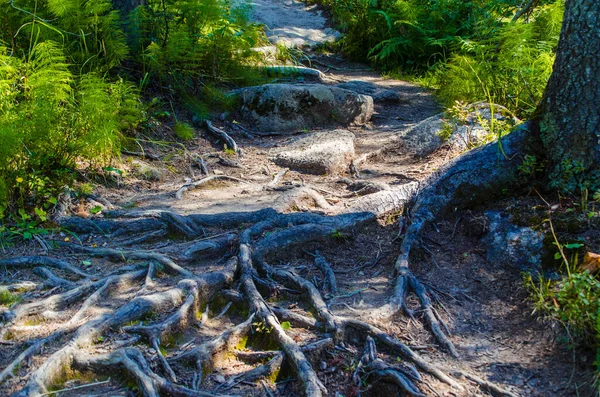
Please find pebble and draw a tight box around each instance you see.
[214,374,226,383]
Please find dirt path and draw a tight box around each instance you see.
[243,0,340,47]
[0,2,590,397]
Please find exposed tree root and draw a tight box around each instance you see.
[354,336,426,397]
[0,256,90,278]
[183,233,238,260]
[311,250,338,295]
[33,267,76,288]
[171,314,255,388]
[73,348,232,397]
[1,129,532,396]
[205,120,241,155]
[0,281,38,293]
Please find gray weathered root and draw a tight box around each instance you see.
[205,120,242,155]
[1,129,530,396]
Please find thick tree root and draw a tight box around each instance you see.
[171,314,255,388]
[0,256,90,278]
[33,267,76,288]
[73,348,233,397]
[183,233,238,260]
[2,129,532,396]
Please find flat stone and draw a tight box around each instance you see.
[270,130,355,174]
[236,84,373,134]
[337,80,402,103]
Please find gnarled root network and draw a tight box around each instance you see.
[0,128,531,396]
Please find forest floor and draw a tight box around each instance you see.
[0,1,595,396]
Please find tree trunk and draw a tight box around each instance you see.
[532,0,600,177]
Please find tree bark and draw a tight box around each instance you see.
[531,0,600,177]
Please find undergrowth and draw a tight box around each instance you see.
[313,0,564,118]
[525,253,600,384]
[0,0,268,218]
[524,201,600,387]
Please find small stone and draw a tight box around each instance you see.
[358,271,365,276]
[213,169,224,175]
[214,374,226,383]
[319,361,327,370]
[483,211,544,273]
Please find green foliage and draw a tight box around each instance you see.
[526,268,600,347]
[0,41,142,214]
[0,0,266,216]
[315,0,564,117]
[131,0,266,88]
[550,160,600,195]
[173,122,195,141]
[525,222,600,378]
[427,2,562,117]
[518,154,545,176]
[0,289,21,306]
[280,321,292,330]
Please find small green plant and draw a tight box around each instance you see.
[0,289,21,306]
[223,145,236,156]
[437,122,454,142]
[518,154,546,176]
[280,321,292,330]
[173,122,195,141]
[253,321,273,334]
[331,230,345,239]
[0,209,51,244]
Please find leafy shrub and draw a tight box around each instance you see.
[426,2,562,117]
[525,236,600,377]
[0,0,267,216]
[0,42,142,214]
[131,0,266,88]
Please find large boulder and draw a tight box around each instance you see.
[336,80,402,103]
[236,84,373,134]
[270,130,355,175]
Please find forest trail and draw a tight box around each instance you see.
[0,1,588,397]
[244,0,340,47]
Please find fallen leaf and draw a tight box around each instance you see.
[579,252,600,273]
